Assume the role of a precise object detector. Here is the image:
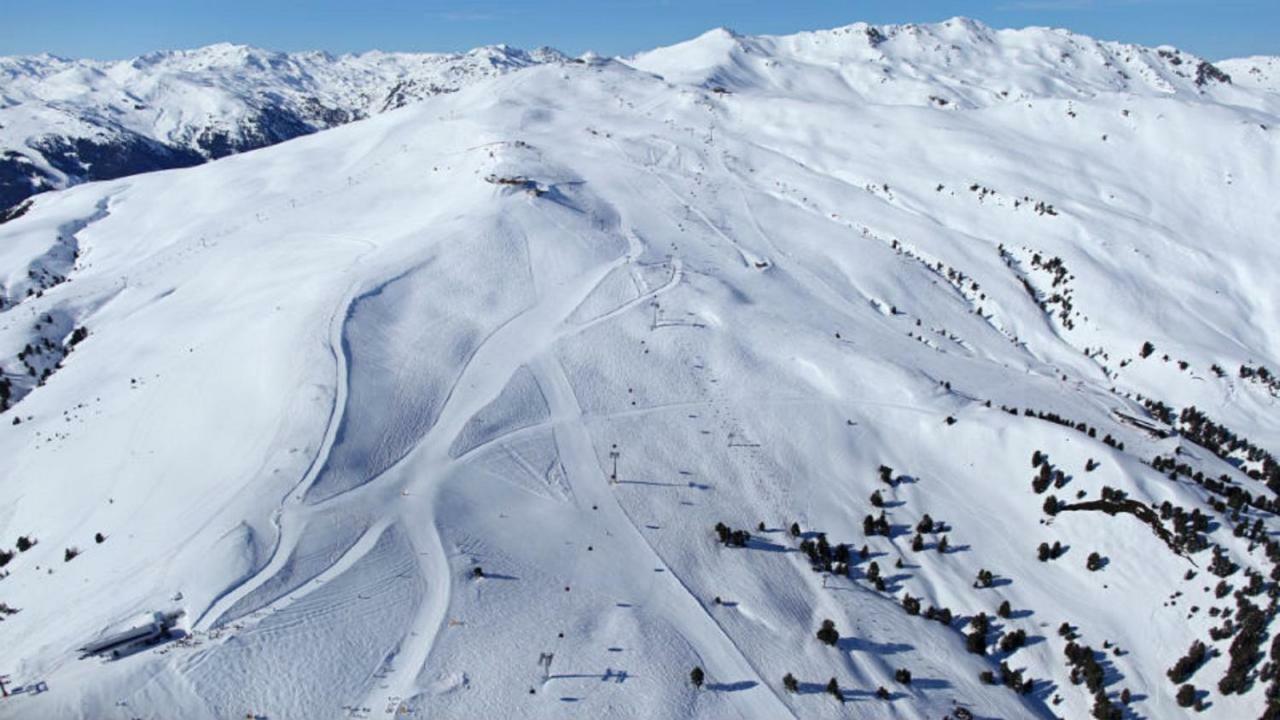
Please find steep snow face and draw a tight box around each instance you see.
[0,21,1279,720]
[0,43,566,209]
[627,18,1268,112]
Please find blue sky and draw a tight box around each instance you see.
[0,0,1275,60]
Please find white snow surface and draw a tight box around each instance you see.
[1221,56,1280,93]
[0,17,1278,720]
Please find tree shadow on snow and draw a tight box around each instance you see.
[839,636,913,655]
[1028,677,1060,706]
[708,680,758,692]
[911,677,952,690]
[744,537,790,553]
[882,573,914,592]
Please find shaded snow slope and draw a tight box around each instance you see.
[0,20,1278,720]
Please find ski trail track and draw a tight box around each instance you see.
[531,353,796,719]
[193,197,697,714]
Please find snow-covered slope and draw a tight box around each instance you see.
[1221,56,1280,93]
[0,42,565,210]
[628,18,1266,111]
[0,18,1278,720]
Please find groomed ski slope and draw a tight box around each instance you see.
[0,19,1278,719]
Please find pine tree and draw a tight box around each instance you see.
[966,613,989,655]
[998,600,1012,619]
[690,666,704,688]
[902,594,921,615]
[999,629,1027,653]
[826,678,842,701]
[916,513,934,534]
[783,673,798,693]
[1092,695,1119,719]
[714,522,730,544]
[816,619,840,646]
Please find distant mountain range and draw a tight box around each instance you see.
[3,22,1276,213]
[0,42,566,209]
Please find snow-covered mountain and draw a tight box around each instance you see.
[1,17,1278,720]
[1221,56,1280,93]
[628,19,1268,109]
[0,42,566,210]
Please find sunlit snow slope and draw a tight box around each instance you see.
[1,18,1279,720]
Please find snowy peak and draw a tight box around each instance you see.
[627,17,1248,109]
[0,41,567,210]
[1220,56,1280,93]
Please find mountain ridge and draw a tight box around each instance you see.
[2,17,1275,212]
[0,41,568,210]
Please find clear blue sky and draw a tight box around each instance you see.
[1,0,1275,61]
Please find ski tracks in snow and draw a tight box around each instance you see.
[194,222,693,715]
[530,355,796,719]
